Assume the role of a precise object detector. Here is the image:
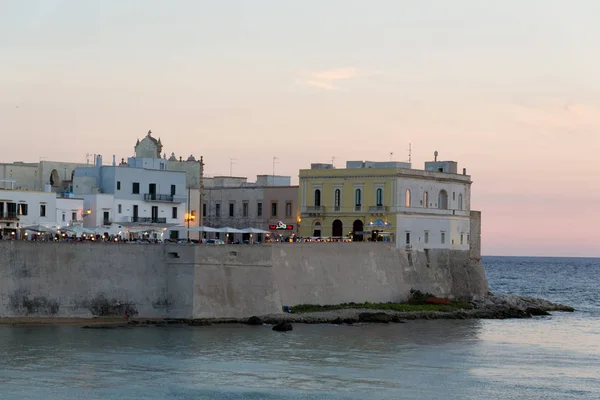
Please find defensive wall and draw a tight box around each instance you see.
[0,242,488,319]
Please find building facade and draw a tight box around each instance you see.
[0,188,83,237]
[298,155,472,250]
[201,175,298,242]
[73,154,187,237]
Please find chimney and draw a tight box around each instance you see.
[96,154,102,168]
[463,168,467,175]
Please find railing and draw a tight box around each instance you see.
[102,219,112,226]
[0,212,18,220]
[301,206,325,214]
[130,217,167,224]
[369,206,388,213]
[144,193,183,202]
[354,205,362,212]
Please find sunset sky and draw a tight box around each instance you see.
[1,1,598,257]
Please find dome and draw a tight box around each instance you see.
[168,152,177,161]
[187,155,196,161]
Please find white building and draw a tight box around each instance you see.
[73,154,187,239]
[0,183,83,238]
[395,157,471,251]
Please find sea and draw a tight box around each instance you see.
[0,256,598,400]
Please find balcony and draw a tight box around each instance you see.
[0,212,19,221]
[144,193,183,203]
[369,206,389,214]
[130,217,167,224]
[301,206,326,216]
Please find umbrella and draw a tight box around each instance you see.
[239,227,270,234]
[186,226,218,233]
[62,226,95,236]
[22,224,57,234]
[214,227,243,234]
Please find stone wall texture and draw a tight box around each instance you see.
[0,240,488,319]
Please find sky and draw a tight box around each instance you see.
[0,0,599,257]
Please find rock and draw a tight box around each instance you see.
[272,322,293,332]
[342,318,359,324]
[525,307,551,316]
[390,315,406,323]
[246,316,263,325]
[188,319,212,326]
[358,312,392,323]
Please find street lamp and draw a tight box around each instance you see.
[185,212,196,242]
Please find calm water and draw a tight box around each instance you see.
[1,256,599,399]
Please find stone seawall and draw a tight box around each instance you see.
[0,241,488,319]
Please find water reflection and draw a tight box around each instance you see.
[0,317,598,400]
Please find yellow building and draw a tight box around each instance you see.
[298,161,406,241]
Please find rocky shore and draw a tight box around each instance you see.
[0,294,574,328]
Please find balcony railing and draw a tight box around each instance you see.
[354,205,362,212]
[301,206,325,214]
[130,217,167,224]
[369,206,388,213]
[143,193,183,203]
[0,212,19,221]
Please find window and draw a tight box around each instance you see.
[117,181,121,190]
[424,231,429,244]
[423,191,428,208]
[376,188,383,206]
[438,190,448,209]
[39,204,46,217]
[314,189,321,207]
[355,189,362,206]
[132,182,140,194]
[285,202,292,217]
[453,192,456,201]
[460,234,464,245]
[334,189,341,211]
[18,203,28,216]
[467,234,470,244]
[172,207,178,219]
[62,213,65,222]
[229,202,234,217]
[271,202,278,217]
[72,212,77,221]
[405,189,411,207]
[171,184,176,196]
[458,194,463,210]
[405,232,411,245]
[215,203,221,217]
[118,204,122,213]
[242,202,249,217]
[441,231,446,244]
[257,202,263,217]
[203,203,207,217]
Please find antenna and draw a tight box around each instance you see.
[272,156,279,180]
[331,156,336,167]
[389,152,393,161]
[85,153,93,164]
[434,150,438,162]
[229,158,237,177]
[408,143,412,164]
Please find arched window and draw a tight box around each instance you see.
[334,189,341,210]
[423,191,428,208]
[438,190,448,209]
[376,188,383,206]
[458,193,463,210]
[314,189,321,207]
[355,189,362,206]
[405,189,411,207]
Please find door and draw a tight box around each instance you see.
[149,183,156,200]
[103,211,110,225]
[133,205,139,222]
[151,206,159,222]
